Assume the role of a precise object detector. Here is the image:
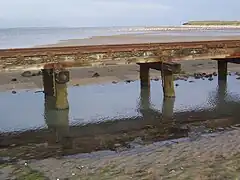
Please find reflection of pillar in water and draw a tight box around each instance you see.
[140,86,151,110]
[216,80,227,112]
[44,95,71,148]
[139,85,152,118]
[162,97,175,119]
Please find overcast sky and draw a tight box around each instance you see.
[0,0,239,28]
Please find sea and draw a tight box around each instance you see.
[1,26,240,49]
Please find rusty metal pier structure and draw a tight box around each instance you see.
[1,39,240,109]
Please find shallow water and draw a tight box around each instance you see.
[0,74,240,133]
[1,27,240,49]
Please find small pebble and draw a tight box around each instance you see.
[11,78,17,82]
[175,83,179,87]
[12,90,17,94]
[169,170,175,173]
[112,81,118,84]
[21,71,32,77]
[208,77,214,81]
[37,70,42,76]
[92,72,100,77]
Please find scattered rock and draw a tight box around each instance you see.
[169,169,176,174]
[125,80,132,83]
[112,81,118,84]
[92,72,100,78]
[34,90,44,93]
[153,78,159,81]
[235,72,240,76]
[11,78,17,82]
[213,72,217,76]
[11,90,17,94]
[189,80,194,83]
[208,77,214,81]
[37,70,42,76]
[114,143,121,148]
[175,83,179,87]
[193,73,201,79]
[236,77,240,80]
[21,71,32,77]
[74,84,80,86]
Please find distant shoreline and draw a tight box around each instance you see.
[183,21,240,26]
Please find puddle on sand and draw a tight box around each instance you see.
[0,74,240,158]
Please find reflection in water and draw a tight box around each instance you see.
[216,80,227,113]
[162,97,175,119]
[44,95,72,149]
[1,75,240,158]
[0,76,240,132]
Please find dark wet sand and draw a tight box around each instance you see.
[37,34,240,47]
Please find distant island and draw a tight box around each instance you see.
[183,21,240,26]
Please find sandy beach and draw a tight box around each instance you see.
[37,34,240,47]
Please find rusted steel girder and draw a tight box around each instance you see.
[0,40,240,69]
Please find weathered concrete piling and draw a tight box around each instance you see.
[138,62,180,98]
[139,63,150,88]
[217,60,227,81]
[161,70,175,98]
[42,68,70,110]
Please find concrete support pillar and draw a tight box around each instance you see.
[217,60,227,82]
[162,97,175,119]
[42,68,69,110]
[161,70,175,98]
[139,64,150,88]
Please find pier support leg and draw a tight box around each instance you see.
[42,68,69,110]
[139,64,150,88]
[217,60,227,82]
[161,70,175,98]
[162,97,175,119]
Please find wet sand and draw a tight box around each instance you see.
[1,59,240,92]
[38,34,240,47]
